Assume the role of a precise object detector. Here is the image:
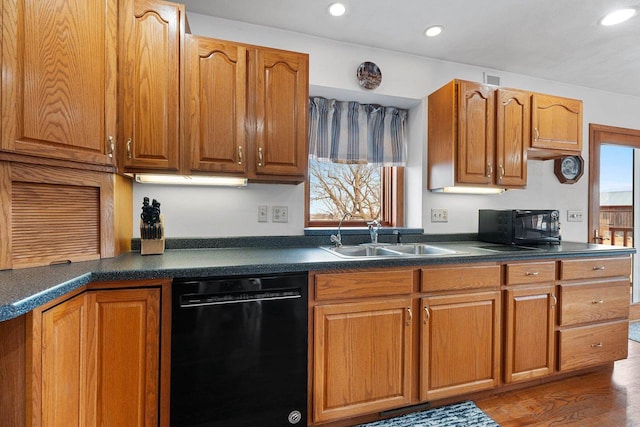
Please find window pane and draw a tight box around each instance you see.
[308,158,381,221]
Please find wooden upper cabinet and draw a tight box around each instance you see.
[184,36,248,175]
[119,0,184,172]
[530,93,583,156]
[457,81,495,185]
[496,88,529,187]
[252,47,309,181]
[428,80,527,190]
[1,0,117,166]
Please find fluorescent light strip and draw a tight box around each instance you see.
[600,8,636,26]
[431,187,505,194]
[135,174,248,187]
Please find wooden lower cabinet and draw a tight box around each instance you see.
[420,291,501,401]
[313,298,413,423]
[27,280,169,427]
[504,285,556,383]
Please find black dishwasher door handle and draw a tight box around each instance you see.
[180,288,302,308]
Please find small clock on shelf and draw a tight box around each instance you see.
[554,155,584,184]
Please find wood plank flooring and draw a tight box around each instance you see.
[476,340,640,426]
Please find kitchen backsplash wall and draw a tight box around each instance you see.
[131,12,640,242]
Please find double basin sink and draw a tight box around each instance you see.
[320,243,459,259]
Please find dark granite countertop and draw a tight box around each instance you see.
[0,240,634,322]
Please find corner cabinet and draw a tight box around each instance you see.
[119,0,185,172]
[1,0,118,166]
[27,279,171,427]
[428,80,528,190]
[184,35,309,182]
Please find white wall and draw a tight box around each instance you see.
[132,12,640,241]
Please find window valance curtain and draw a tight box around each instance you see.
[308,97,408,166]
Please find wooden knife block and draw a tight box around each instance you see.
[140,214,165,255]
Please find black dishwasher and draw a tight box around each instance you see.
[171,273,308,427]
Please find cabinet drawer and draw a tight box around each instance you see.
[505,261,556,285]
[421,264,500,292]
[560,257,630,281]
[558,320,628,371]
[315,270,414,301]
[559,280,629,326]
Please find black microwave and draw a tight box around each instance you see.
[478,209,561,245]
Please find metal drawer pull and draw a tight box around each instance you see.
[423,306,430,323]
[551,295,557,307]
[592,299,604,304]
[591,342,603,348]
[593,266,606,271]
[126,138,132,160]
[406,307,412,326]
[486,163,492,178]
[526,271,539,276]
[258,147,264,166]
[237,146,243,165]
[107,135,114,158]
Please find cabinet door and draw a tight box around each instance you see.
[421,291,500,401]
[253,48,308,180]
[495,89,529,187]
[120,0,184,172]
[1,0,117,165]
[457,81,495,185]
[531,93,582,152]
[85,288,161,427]
[504,286,556,383]
[313,298,412,423]
[184,36,248,174]
[37,293,89,427]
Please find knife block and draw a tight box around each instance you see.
[140,214,165,255]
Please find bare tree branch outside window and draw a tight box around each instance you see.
[309,159,381,221]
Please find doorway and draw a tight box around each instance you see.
[588,124,640,313]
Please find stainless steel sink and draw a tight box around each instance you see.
[320,243,459,259]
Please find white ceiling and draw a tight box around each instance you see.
[179,0,640,98]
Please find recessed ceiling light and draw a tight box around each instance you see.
[424,25,444,37]
[328,3,346,17]
[600,8,636,26]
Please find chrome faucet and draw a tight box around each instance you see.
[367,220,381,244]
[330,212,351,247]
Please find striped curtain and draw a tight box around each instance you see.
[308,97,407,165]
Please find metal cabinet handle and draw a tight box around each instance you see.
[107,136,115,158]
[258,147,264,167]
[591,342,603,348]
[499,165,505,179]
[126,138,132,160]
[593,266,606,271]
[592,299,604,304]
[406,307,412,326]
[534,128,540,141]
[551,295,557,307]
[423,305,430,324]
[486,163,492,178]
[526,271,539,276]
[238,146,243,165]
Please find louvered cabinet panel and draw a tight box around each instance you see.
[12,183,101,265]
[0,162,131,270]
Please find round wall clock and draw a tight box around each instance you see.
[554,155,584,184]
[356,62,382,90]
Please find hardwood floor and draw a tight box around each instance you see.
[476,340,640,426]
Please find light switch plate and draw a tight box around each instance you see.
[258,205,268,222]
[567,210,584,222]
[431,208,448,223]
[272,206,288,223]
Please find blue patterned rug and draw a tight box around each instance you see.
[629,322,640,343]
[356,401,499,427]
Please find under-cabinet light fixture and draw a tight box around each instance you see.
[431,187,505,195]
[135,174,248,187]
[600,8,636,26]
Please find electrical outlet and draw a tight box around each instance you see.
[258,205,268,222]
[272,206,288,223]
[567,210,584,222]
[431,208,448,223]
